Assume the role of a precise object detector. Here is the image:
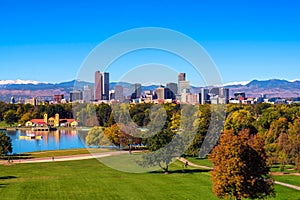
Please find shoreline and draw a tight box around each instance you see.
[1,126,91,131]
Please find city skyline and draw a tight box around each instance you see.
[0,1,300,85]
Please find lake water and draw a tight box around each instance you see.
[5,129,88,154]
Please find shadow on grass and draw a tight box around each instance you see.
[0,176,17,180]
[0,184,8,188]
[0,176,17,189]
[149,168,210,174]
[1,154,33,161]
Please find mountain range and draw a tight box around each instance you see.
[0,79,300,102]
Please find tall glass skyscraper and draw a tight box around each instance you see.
[94,71,110,101]
[103,72,110,100]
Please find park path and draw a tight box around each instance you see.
[178,157,213,170]
[274,181,300,191]
[0,151,129,164]
[177,157,300,192]
[2,152,300,192]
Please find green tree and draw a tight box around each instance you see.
[18,112,33,125]
[224,109,256,134]
[4,110,18,126]
[86,126,111,147]
[257,106,281,130]
[265,117,288,161]
[96,103,112,127]
[210,129,274,200]
[139,129,182,173]
[185,104,211,156]
[0,132,12,157]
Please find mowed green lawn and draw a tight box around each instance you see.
[0,158,300,200]
[275,175,300,187]
[185,157,213,167]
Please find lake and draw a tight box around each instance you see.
[5,129,88,154]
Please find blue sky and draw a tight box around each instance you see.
[0,0,300,86]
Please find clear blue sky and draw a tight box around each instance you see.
[0,0,300,85]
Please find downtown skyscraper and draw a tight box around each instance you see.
[94,71,110,101]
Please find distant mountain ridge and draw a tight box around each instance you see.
[226,79,300,98]
[0,79,300,102]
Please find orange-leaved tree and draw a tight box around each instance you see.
[209,129,274,200]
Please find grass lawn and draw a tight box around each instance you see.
[185,157,213,167]
[0,158,299,200]
[28,148,114,158]
[274,175,300,187]
[271,164,300,173]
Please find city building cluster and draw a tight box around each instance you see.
[67,71,230,105]
[8,71,300,106]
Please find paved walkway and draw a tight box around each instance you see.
[274,181,300,191]
[177,157,300,191]
[0,151,128,164]
[178,157,213,170]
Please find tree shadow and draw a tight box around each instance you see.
[0,184,8,188]
[1,154,33,161]
[0,176,17,180]
[0,176,16,189]
[149,168,210,174]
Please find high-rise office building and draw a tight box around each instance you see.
[83,85,93,102]
[178,80,190,95]
[114,85,124,102]
[200,88,209,104]
[131,83,141,99]
[166,82,178,98]
[54,94,64,104]
[164,88,175,99]
[210,87,220,96]
[94,71,110,101]
[70,90,83,102]
[219,87,230,103]
[181,93,200,104]
[94,71,103,101]
[178,73,189,95]
[178,73,186,82]
[156,87,165,100]
[103,72,110,100]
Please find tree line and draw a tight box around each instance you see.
[2,101,300,199]
[2,101,300,170]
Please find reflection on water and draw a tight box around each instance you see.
[6,129,88,154]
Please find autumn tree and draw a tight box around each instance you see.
[210,129,274,200]
[104,124,124,147]
[288,118,300,169]
[276,132,291,170]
